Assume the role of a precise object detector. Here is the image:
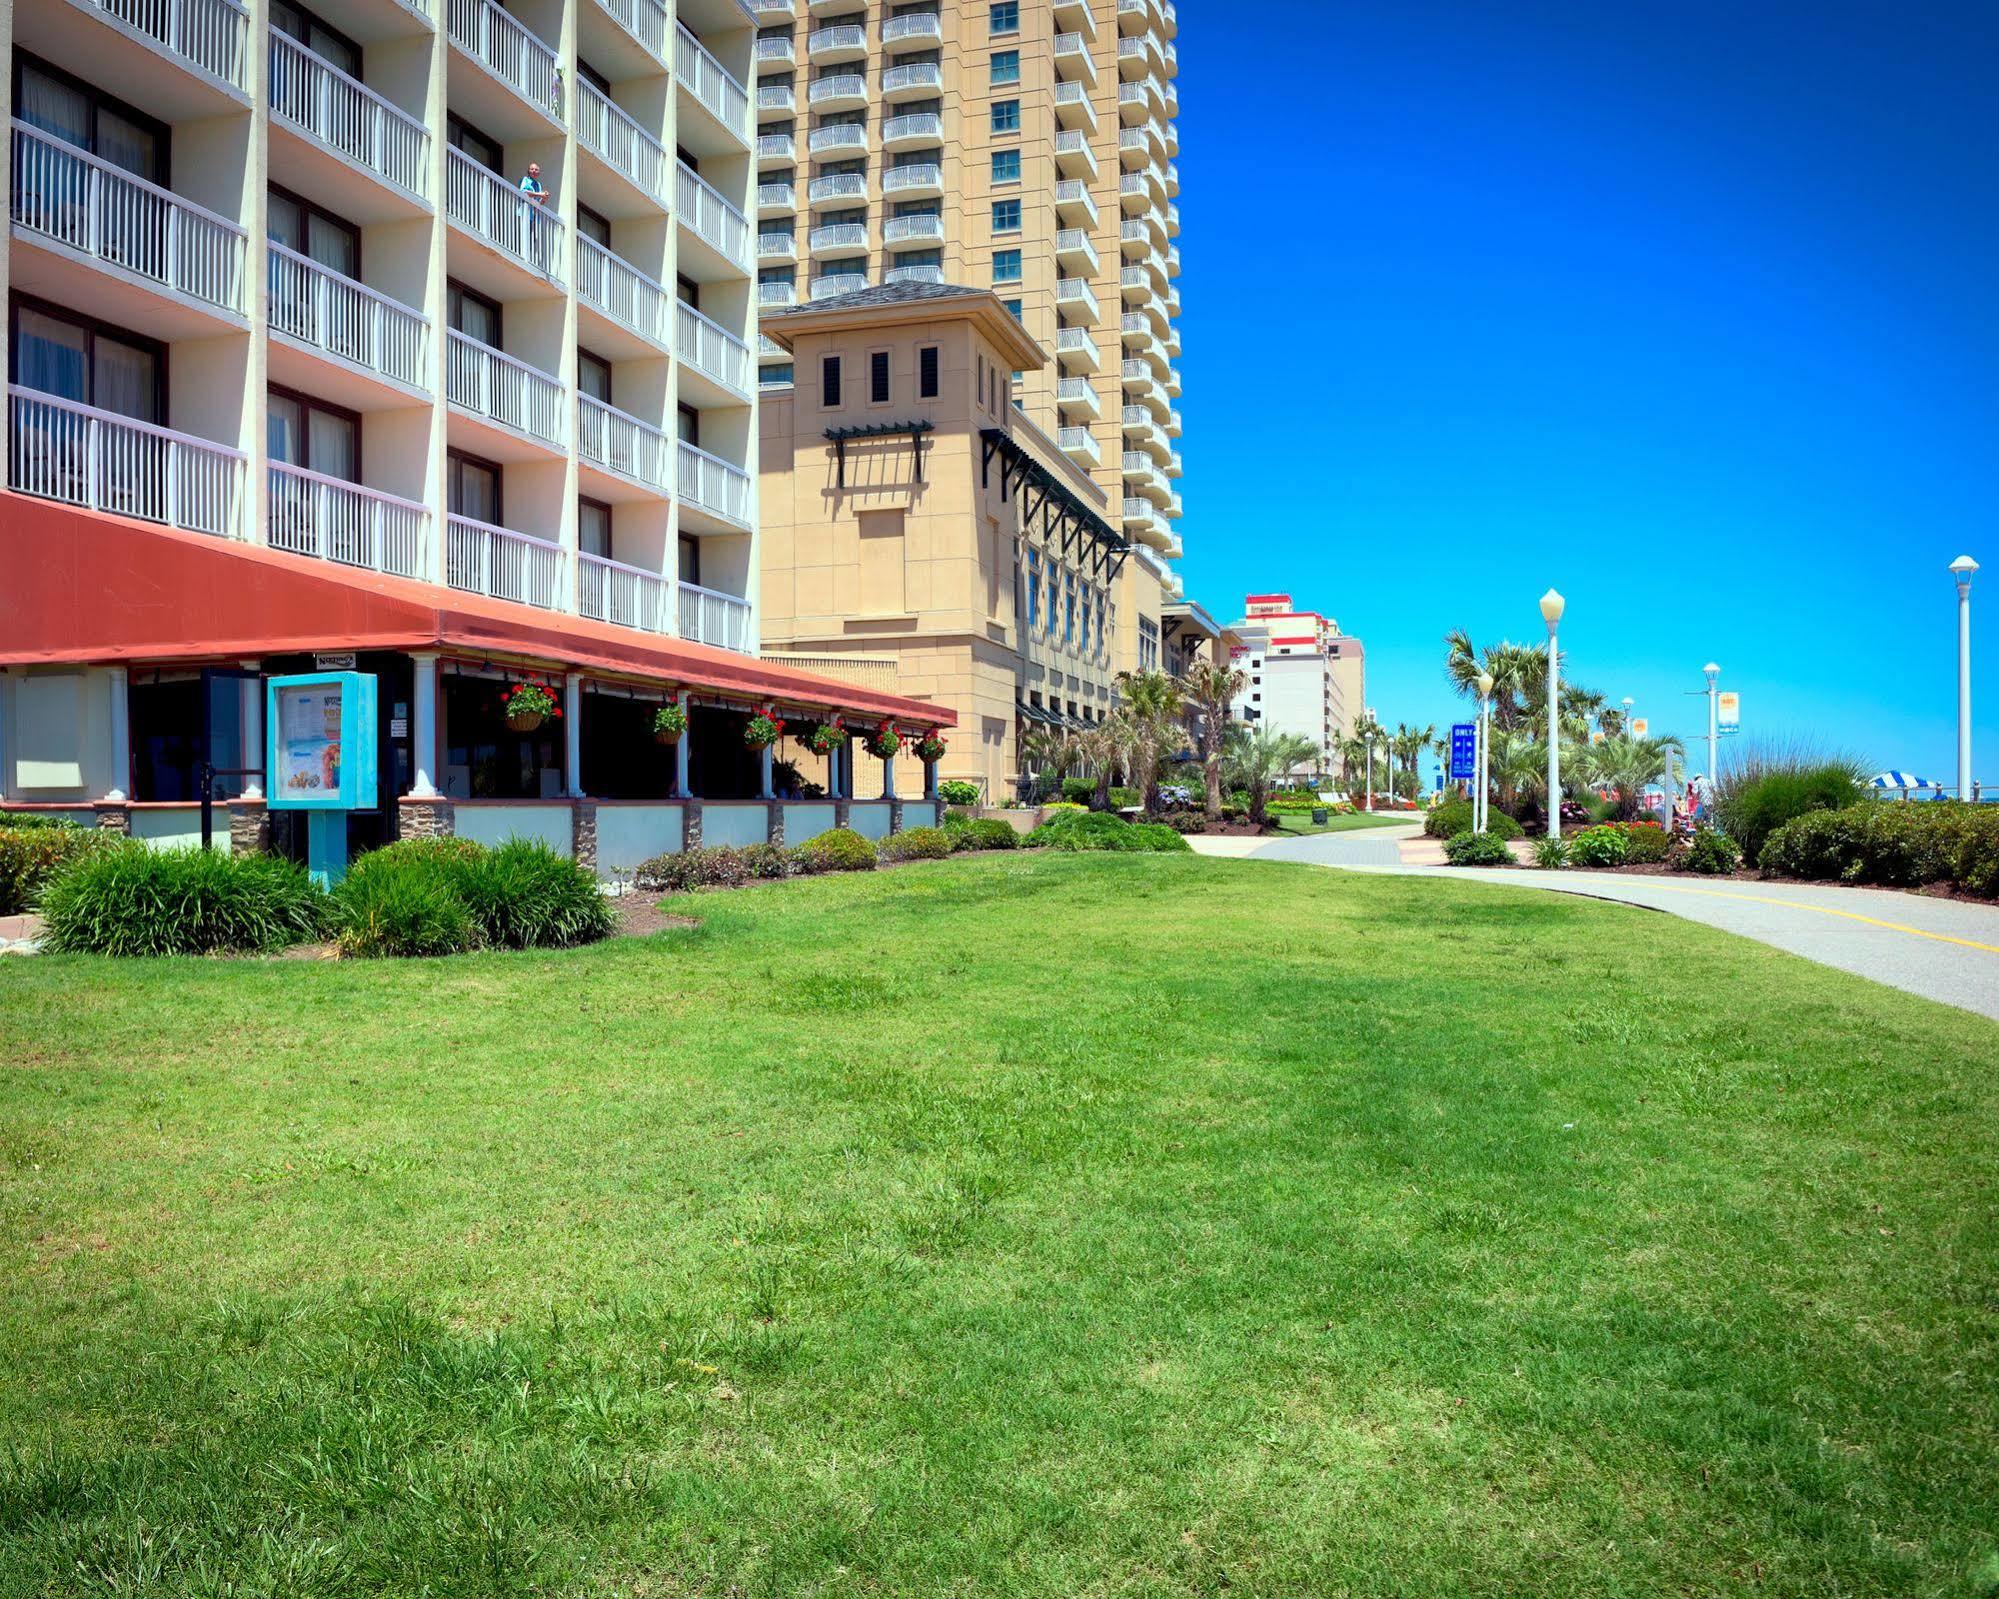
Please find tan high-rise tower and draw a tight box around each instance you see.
[748,0,1183,606]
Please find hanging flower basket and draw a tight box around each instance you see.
[804,719,845,756]
[913,729,948,762]
[744,710,786,750]
[867,720,902,760]
[503,679,560,733]
[652,702,688,746]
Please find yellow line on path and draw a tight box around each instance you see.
[1599,880,1999,956]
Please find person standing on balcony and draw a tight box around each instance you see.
[518,163,549,274]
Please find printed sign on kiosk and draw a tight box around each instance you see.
[266,672,377,885]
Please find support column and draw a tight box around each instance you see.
[105,665,130,802]
[674,692,691,799]
[924,759,938,801]
[564,671,584,797]
[882,753,896,801]
[239,661,264,799]
[410,653,440,797]
[758,742,774,801]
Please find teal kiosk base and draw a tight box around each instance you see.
[306,812,348,889]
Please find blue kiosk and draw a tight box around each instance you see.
[266,671,377,885]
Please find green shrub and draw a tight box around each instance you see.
[1425,800,1520,841]
[1039,802,1088,820]
[0,821,118,915]
[637,845,754,892]
[39,845,329,956]
[1680,826,1743,876]
[937,779,980,807]
[0,811,87,831]
[792,827,877,874]
[1712,747,1868,860]
[1532,835,1569,868]
[1108,786,1141,810]
[950,817,1019,852]
[460,839,614,949]
[879,825,953,863]
[1758,802,1999,893]
[1060,777,1095,805]
[1567,825,1629,868]
[1025,812,1188,853]
[1620,821,1671,864]
[737,843,793,881]
[1443,831,1513,866]
[334,844,481,958]
[1130,822,1193,853]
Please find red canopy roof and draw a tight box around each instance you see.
[0,495,950,725]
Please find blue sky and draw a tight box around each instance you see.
[1173,0,1999,780]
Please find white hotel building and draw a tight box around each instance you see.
[0,0,950,865]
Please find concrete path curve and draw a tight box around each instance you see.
[1191,824,1999,1022]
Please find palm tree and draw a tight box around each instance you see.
[1225,725,1320,825]
[1580,731,1685,820]
[1175,659,1247,821]
[1445,632,1536,731]
[1114,669,1185,813]
[1489,728,1546,818]
[1073,722,1120,811]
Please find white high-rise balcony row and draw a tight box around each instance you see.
[2,0,762,651]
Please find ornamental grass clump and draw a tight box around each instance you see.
[40,844,330,956]
[1711,742,1868,860]
[1024,812,1190,853]
[0,820,119,915]
[334,840,482,958]
[460,839,614,949]
[791,828,877,874]
[878,826,953,863]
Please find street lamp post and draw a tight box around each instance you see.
[1540,590,1565,839]
[1703,662,1720,788]
[1621,695,1633,736]
[1952,556,1977,800]
[1475,669,1494,833]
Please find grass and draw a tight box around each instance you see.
[1,854,1995,1597]
[1273,810,1418,835]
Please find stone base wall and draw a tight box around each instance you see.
[92,803,130,834]
[398,797,456,839]
[227,800,270,855]
[834,798,850,830]
[571,800,597,873]
[767,804,785,847]
[888,798,904,835]
[684,798,704,849]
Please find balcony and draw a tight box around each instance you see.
[1056,328,1099,371]
[61,0,250,95]
[882,162,941,198]
[751,0,796,17]
[1118,171,1150,212]
[756,34,795,65]
[1053,0,1092,28]
[598,0,674,69]
[808,220,868,256]
[756,82,796,115]
[446,0,564,124]
[676,160,751,273]
[883,213,943,248]
[1119,128,1148,166]
[757,179,796,213]
[1055,276,1099,321]
[1055,32,1095,81]
[1165,365,1181,397]
[1056,378,1100,418]
[578,81,670,206]
[1116,35,1157,77]
[1165,202,1180,237]
[679,579,753,651]
[1165,407,1182,437]
[579,550,672,633]
[808,122,869,155]
[882,111,943,148]
[445,331,566,450]
[758,279,798,307]
[882,62,943,101]
[678,442,753,531]
[884,262,942,285]
[579,395,674,494]
[446,514,565,610]
[269,33,431,202]
[1056,228,1099,273]
[268,244,430,393]
[10,122,249,322]
[575,234,674,353]
[756,131,797,164]
[807,73,868,110]
[1166,450,1183,478]
[677,22,752,146]
[445,147,566,285]
[808,171,867,204]
[1057,426,1100,467]
[267,463,429,579]
[1053,129,1098,179]
[677,300,754,399]
[806,23,867,61]
[883,11,942,49]
[1119,311,1155,349]
[757,229,796,260]
[1119,217,1148,256]
[1054,179,1098,226]
[8,385,243,539]
[1119,264,1149,303]
[810,271,866,299]
[1054,81,1097,132]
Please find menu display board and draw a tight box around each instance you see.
[265,672,377,811]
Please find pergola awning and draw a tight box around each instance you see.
[979,428,1129,583]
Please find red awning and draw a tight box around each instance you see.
[0,495,951,725]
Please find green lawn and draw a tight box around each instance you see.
[2,854,1995,1597]
[1272,810,1419,835]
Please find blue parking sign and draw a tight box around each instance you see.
[1450,723,1477,781]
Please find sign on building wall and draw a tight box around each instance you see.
[1449,723,1476,780]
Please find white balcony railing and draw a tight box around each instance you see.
[446,0,563,121]
[8,386,243,538]
[267,461,428,578]
[578,550,671,633]
[882,162,941,194]
[1056,277,1099,318]
[809,221,867,252]
[676,160,750,269]
[756,83,795,114]
[445,147,565,283]
[678,579,753,651]
[884,262,942,285]
[807,23,866,55]
[807,72,867,105]
[808,122,868,154]
[1058,427,1101,464]
[758,280,797,307]
[755,34,795,64]
[883,213,942,244]
[882,111,943,144]
[268,244,428,388]
[756,133,796,162]
[811,272,866,299]
[677,301,753,396]
[575,235,672,349]
[76,0,248,90]
[577,81,669,204]
[882,63,942,95]
[599,0,672,65]
[808,171,866,203]
[445,514,565,610]
[446,331,566,447]
[269,33,430,198]
[578,395,673,492]
[10,122,247,314]
[676,23,751,141]
[677,441,752,527]
[882,10,941,44]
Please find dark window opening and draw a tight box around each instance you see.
[869,350,890,403]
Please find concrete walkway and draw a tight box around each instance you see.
[1190,823,1999,1022]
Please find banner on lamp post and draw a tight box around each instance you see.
[1717,691,1740,732]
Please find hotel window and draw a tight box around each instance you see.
[446,280,502,346]
[991,198,1021,233]
[268,185,358,276]
[989,1,1018,33]
[821,354,841,407]
[679,534,701,586]
[578,496,613,561]
[445,113,503,177]
[1139,616,1160,670]
[870,350,890,403]
[1078,594,1091,652]
[677,402,700,446]
[763,363,794,386]
[446,450,502,523]
[1095,595,1106,649]
[991,148,1020,184]
[267,387,358,483]
[990,99,1020,135]
[271,0,362,78]
[918,345,940,397]
[1064,576,1076,643]
[9,298,163,426]
[577,349,613,405]
[575,202,612,249]
[993,249,1022,283]
[1002,298,1023,322]
[14,55,167,185]
[1027,551,1041,630]
[989,50,1020,86]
